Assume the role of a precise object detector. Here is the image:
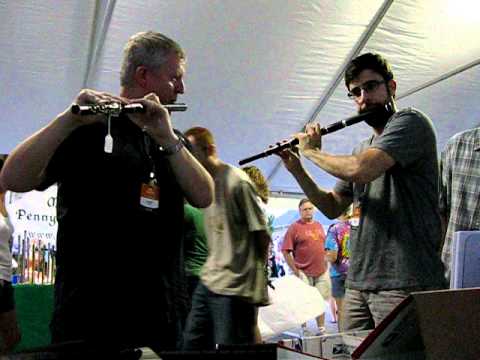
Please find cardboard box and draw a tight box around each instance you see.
[282,288,480,360]
[280,336,322,357]
[352,288,480,360]
[281,330,371,359]
[319,330,372,359]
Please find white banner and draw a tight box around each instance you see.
[5,185,58,253]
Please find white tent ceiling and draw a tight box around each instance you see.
[1,0,480,195]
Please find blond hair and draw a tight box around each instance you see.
[242,165,269,204]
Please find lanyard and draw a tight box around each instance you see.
[142,132,157,183]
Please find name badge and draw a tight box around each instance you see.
[140,181,159,210]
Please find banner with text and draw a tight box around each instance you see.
[5,186,58,254]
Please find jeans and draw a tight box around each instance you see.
[182,282,256,350]
[342,287,413,331]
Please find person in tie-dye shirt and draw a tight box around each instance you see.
[325,208,351,331]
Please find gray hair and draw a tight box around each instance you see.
[120,31,185,88]
[298,198,311,208]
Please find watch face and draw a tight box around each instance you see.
[160,139,184,156]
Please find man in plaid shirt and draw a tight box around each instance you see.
[439,127,480,280]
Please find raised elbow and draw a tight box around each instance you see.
[350,165,385,184]
[324,212,339,220]
[195,196,213,209]
[349,148,394,184]
[350,171,373,185]
[347,158,378,184]
[188,184,214,209]
[0,171,42,193]
[0,174,17,193]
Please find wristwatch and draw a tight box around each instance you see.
[159,138,184,156]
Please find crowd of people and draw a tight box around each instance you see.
[0,30,476,356]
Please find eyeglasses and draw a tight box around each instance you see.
[347,80,385,99]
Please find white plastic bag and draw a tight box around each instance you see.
[258,275,326,339]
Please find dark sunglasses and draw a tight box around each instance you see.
[347,80,385,99]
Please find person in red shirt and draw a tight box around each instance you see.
[282,198,331,335]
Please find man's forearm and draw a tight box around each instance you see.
[302,147,395,184]
[282,251,299,275]
[289,165,345,219]
[168,149,214,208]
[302,149,362,182]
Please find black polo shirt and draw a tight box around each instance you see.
[39,116,187,350]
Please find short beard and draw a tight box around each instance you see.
[359,100,394,129]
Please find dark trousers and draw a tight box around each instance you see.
[182,282,256,350]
